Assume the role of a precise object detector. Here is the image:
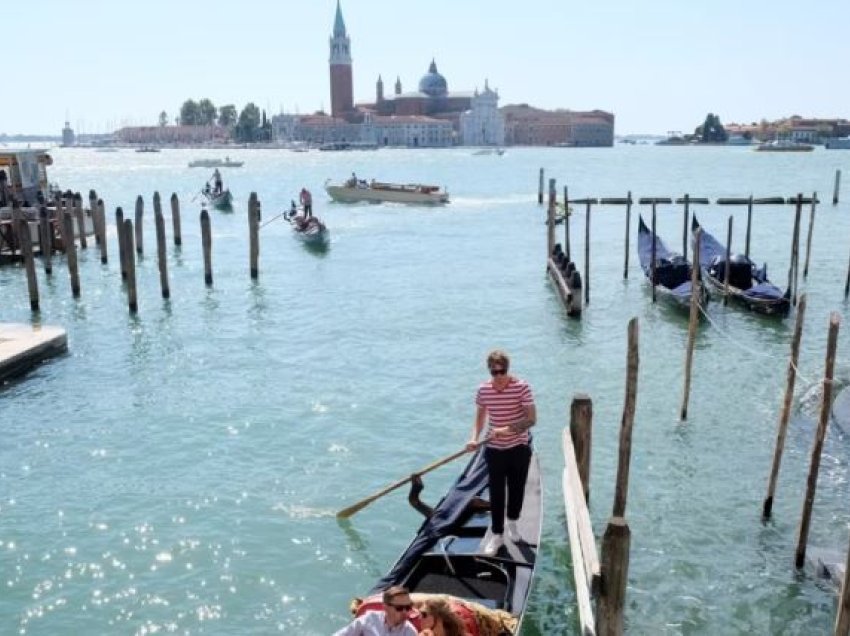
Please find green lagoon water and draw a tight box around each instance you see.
[2,145,850,634]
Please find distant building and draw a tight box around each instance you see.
[459,81,505,146]
[726,116,850,143]
[115,125,230,145]
[61,121,75,147]
[501,105,614,147]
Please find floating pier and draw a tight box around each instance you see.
[0,323,67,383]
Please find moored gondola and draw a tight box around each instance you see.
[637,215,706,310]
[341,447,542,635]
[691,215,790,316]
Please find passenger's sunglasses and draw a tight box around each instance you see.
[489,367,507,376]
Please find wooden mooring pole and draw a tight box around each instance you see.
[803,192,817,279]
[650,203,657,303]
[597,317,638,636]
[97,199,108,264]
[89,190,99,245]
[201,209,213,286]
[564,186,571,262]
[834,169,842,205]
[682,194,690,260]
[584,199,591,305]
[116,207,127,280]
[680,229,701,420]
[745,195,754,259]
[763,293,807,519]
[16,210,39,311]
[134,195,144,256]
[249,192,260,279]
[788,195,802,306]
[171,193,182,246]
[154,196,170,299]
[123,219,138,313]
[547,179,556,257]
[723,216,733,305]
[63,211,81,298]
[624,192,632,279]
[834,522,850,634]
[39,205,52,276]
[74,194,87,250]
[538,168,544,204]
[795,312,840,569]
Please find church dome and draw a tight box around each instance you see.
[418,60,448,97]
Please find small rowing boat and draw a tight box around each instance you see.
[201,187,233,211]
[692,215,790,315]
[325,177,449,205]
[288,213,329,248]
[340,447,541,634]
[637,215,707,310]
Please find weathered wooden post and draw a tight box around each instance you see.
[171,193,182,246]
[116,207,127,280]
[201,209,213,286]
[795,312,840,568]
[597,317,638,636]
[745,195,754,259]
[538,168,544,204]
[584,199,591,305]
[55,199,68,253]
[834,169,842,205]
[15,210,39,311]
[681,193,690,260]
[97,199,108,264]
[547,179,556,258]
[134,195,144,255]
[723,216,733,305]
[123,219,138,313]
[154,198,170,299]
[570,395,593,503]
[564,186,571,262]
[834,526,850,633]
[88,190,99,245]
[803,192,817,279]
[680,229,701,420]
[249,192,260,279]
[63,211,81,298]
[763,293,807,520]
[38,205,52,275]
[650,203,657,303]
[74,194,87,250]
[788,195,802,306]
[624,191,632,279]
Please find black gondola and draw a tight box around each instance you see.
[691,215,790,316]
[345,447,542,635]
[637,215,706,309]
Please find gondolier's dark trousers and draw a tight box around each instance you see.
[485,444,532,534]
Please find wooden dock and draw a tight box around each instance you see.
[0,323,67,383]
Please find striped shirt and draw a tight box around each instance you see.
[476,377,535,449]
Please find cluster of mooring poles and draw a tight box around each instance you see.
[3,190,263,315]
[538,167,847,319]
[561,318,639,635]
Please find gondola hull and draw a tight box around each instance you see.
[692,216,790,316]
[368,448,542,633]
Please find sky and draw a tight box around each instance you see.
[3,0,849,136]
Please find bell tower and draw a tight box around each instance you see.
[329,0,353,118]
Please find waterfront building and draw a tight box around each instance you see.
[502,105,614,147]
[459,80,505,146]
[61,121,75,147]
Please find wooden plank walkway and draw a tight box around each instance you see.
[0,323,67,383]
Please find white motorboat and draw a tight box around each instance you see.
[325,178,449,205]
[188,157,244,168]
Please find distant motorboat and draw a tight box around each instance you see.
[188,157,244,168]
[318,141,379,151]
[136,146,161,153]
[726,135,754,146]
[325,177,449,205]
[825,137,850,149]
[754,140,814,152]
[472,147,505,156]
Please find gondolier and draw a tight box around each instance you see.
[466,349,536,556]
[300,187,313,218]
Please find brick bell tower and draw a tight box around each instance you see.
[329,0,353,119]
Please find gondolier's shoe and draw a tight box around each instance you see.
[506,520,521,543]
[483,533,504,556]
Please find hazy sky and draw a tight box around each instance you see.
[4,0,849,135]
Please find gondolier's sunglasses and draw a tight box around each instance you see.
[388,603,412,612]
[489,367,507,376]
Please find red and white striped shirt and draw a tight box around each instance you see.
[476,377,535,449]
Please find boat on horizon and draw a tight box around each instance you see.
[754,140,814,152]
[325,177,449,205]
[135,146,161,153]
[188,157,244,168]
[825,137,850,149]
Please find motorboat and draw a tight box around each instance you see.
[325,178,449,205]
[754,140,814,152]
[825,137,850,149]
[188,157,244,168]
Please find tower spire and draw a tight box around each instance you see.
[333,0,347,37]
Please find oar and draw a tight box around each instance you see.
[336,444,474,519]
[260,211,288,229]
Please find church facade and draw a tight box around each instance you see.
[273,1,612,148]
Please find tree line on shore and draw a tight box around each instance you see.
[157,99,273,143]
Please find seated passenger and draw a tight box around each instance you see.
[417,598,470,636]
